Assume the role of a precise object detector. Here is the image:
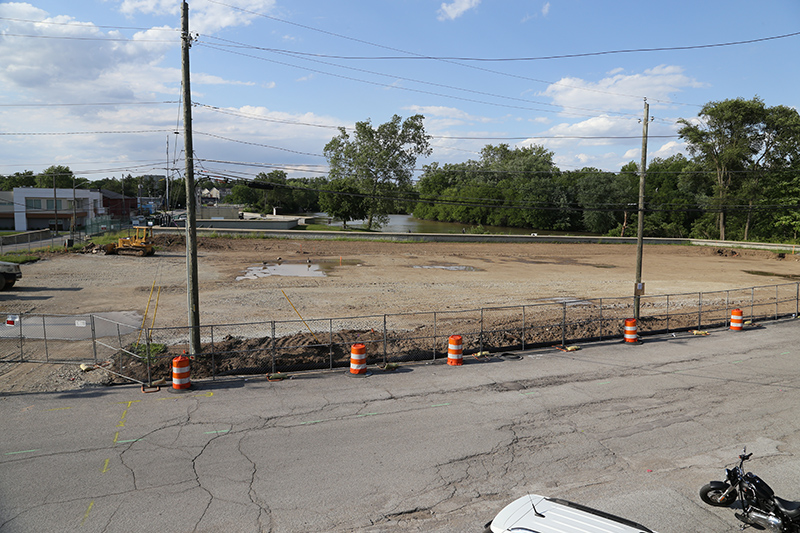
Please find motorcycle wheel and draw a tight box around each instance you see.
[700,483,737,507]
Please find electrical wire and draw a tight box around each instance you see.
[203,0,711,107]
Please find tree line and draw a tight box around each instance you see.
[6,97,799,242]
[319,97,800,242]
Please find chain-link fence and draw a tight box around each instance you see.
[3,281,798,385]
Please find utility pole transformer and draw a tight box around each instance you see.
[634,99,650,320]
[182,1,201,355]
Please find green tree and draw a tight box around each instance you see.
[0,170,36,190]
[324,114,431,230]
[319,178,368,229]
[36,165,75,188]
[573,168,636,235]
[223,184,261,208]
[678,97,800,241]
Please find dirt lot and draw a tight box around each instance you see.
[1,234,798,392]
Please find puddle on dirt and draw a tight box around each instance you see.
[237,263,325,279]
[744,270,800,280]
[236,259,363,280]
[413,265,482,272]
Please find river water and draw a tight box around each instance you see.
[315,213,539,235]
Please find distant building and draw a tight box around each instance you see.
[12,187,105,232]
[101,189,138,220]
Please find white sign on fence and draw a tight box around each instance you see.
[6,315,19,326]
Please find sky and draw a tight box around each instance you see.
[1,0,799,184]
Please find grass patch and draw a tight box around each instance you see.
[0,252,41,263]
[295,224,376,232]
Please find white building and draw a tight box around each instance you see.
[10,188,105,232]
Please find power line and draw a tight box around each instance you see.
[0,16,178,33]
[199,42,622,120]
[212,30,800,62]
[0,129,174,136]
[1,32,178,43]
[202,0,704,107]
[0,101,179,107]
[201,36,645,120]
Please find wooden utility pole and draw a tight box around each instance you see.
[634,99,650,320]
[182,1,201,355]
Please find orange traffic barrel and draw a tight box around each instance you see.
[624,318,639,344]
[730,308,743,331]
[172,354,191,390]
[447,335,463,366]
[350,343,367,375]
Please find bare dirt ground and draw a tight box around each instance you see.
[1,234,798,392]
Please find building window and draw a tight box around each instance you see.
[26,198,42,210]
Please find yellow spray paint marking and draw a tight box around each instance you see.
[46,406,73,411]
[101,459,110,473]
[81,500,94,526]
[116,400,140,428]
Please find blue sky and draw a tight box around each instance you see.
[1,0,798,183]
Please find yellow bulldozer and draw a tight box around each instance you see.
[103,226,155,256]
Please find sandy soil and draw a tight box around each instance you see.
[1,234,798,392]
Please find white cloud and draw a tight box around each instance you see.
[542,65,706,113]
[542,2,550,16]
[650,140,685,160]
[437,0,481,21]
[116,0,277,34]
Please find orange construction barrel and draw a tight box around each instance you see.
[447,335,463,366]
[624,318,639,344]
[172,355,191,390]
[730,308,743,331]
[350,343,367,375]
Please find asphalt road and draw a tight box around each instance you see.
[2,319,799,532]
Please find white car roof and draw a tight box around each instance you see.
[489,494,657,533]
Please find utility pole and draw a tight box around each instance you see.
[634,99,651,320]
[182,0,201,355]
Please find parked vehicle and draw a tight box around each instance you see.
[0,261,22,290]
[700,447,800,532]
[484,493,657,533]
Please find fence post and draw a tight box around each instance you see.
[597,299,603,341]
[433,311,437,362]
[561,302,567,346]
[522,305,526,351]
[18,313,24,361]
[665,295,670,333]
[145,329,153,388]
[796,283,799,317]
[210,325,216,380]
[328,319,333,370]
[751,287,755,321]
[775,285,779,320]
[116,323,122,373]
[271,321,276,374]
[698,292,702,330]
[480,308,484,355]
[726,290,730,327]
[42,315,49,362]
[382,315,387,366]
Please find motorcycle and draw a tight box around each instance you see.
[700,447,800,531]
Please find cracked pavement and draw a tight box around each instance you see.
[3,320,800,532]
